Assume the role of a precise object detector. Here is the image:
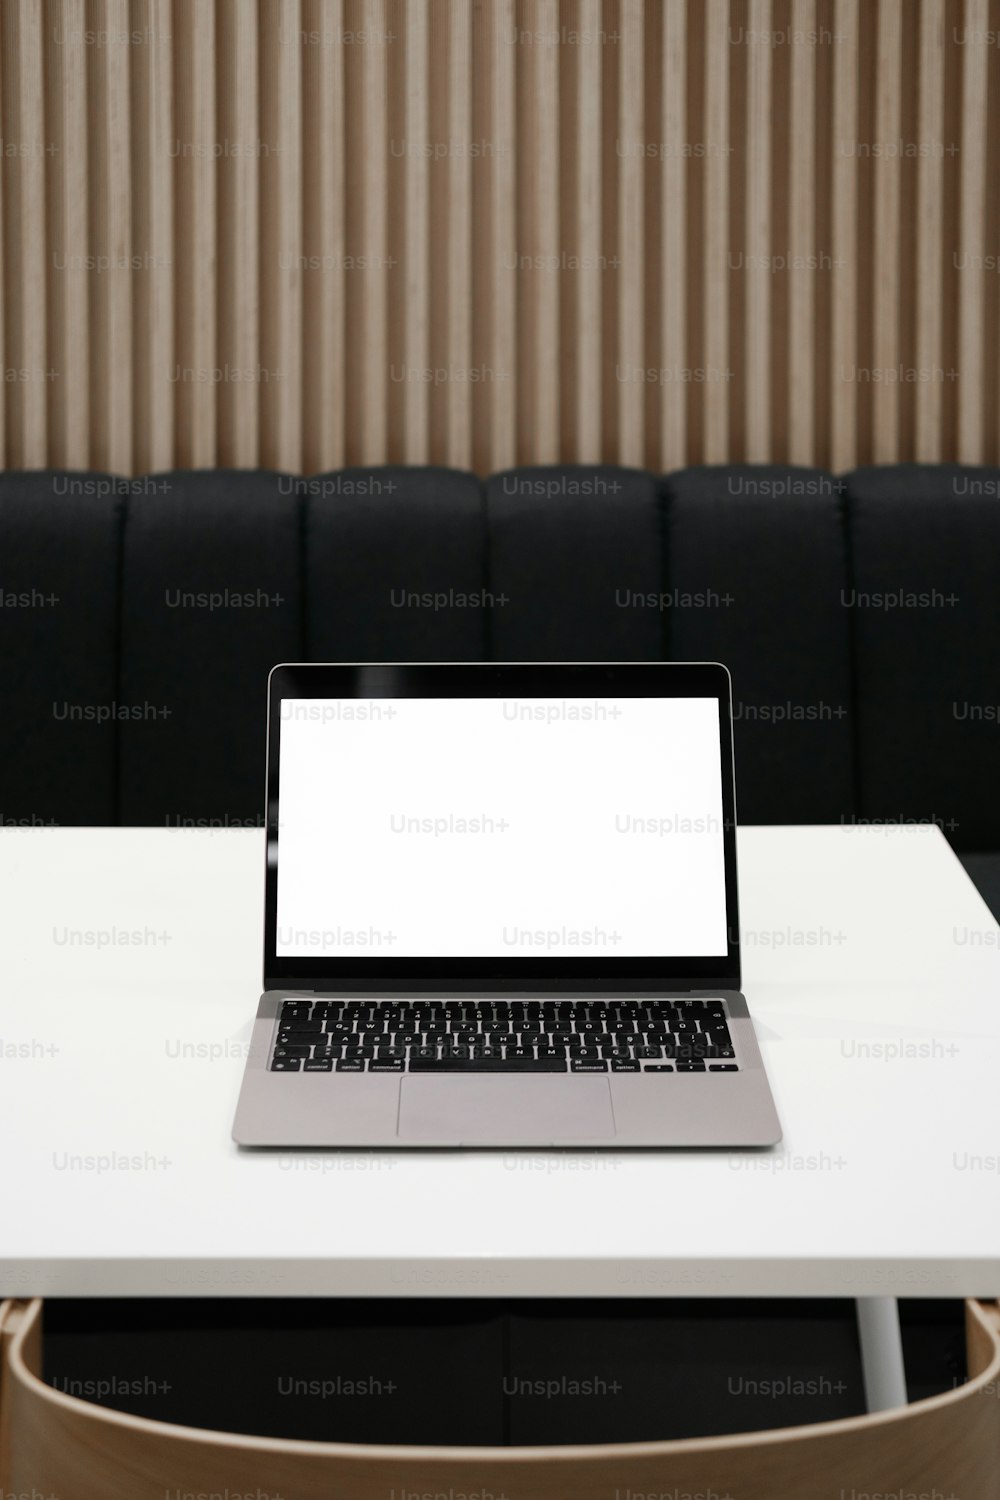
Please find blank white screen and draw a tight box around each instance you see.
[275,696,729,958]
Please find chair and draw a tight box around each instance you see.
[2,1296,998,1500]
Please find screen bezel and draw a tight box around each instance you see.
[263,662,741,993]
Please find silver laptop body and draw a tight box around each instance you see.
[233,662,782,1149]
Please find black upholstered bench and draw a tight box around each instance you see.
[2,462,997,915]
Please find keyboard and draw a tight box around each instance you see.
[269,999,738,1074]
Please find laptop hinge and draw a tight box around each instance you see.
[263,978,742,996]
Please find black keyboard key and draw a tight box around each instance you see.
[568,1046,599,1060]
[601,1046,634,1060]
[270,1058,301,1071]
[677,1061,706,1072]
[342,1045,374,1060]
[507,1045,534,1059]
[636,1045,662,1060]
[336,1059,365,1072]
[303,1059,333,1072]
[369,1060,405,1072]
[709,1063,739,1072]
[643,1064,675,1072]
[376,1046,406,1060]
[272,1045,311,1059]
[571,1060,608,1072]
[610,1060,640,1072]
[538,1045,568,1060]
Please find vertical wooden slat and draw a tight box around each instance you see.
[173,0,216,467]
[743,0,771,463]
[44,0,89,468]
[830,0,859,471]
[871,0,902,462]
[701,0,729,462]
[914,0,944,463]
[958,0,988,463]
[438,0,472,467]
[130,0,174,475]
[616,0,644,466]
[386,0,404,458]
[344,0,387,465]
[216,0,258,469]
[994,0,1000,466]
[787,0,816,463]
[559,0,601,463]
[301,0,344,473]
[0,41,5,466]
[516,0,560,463]
[399,0,429,461]
[86,0,132,475]
[472,0,516,473]
[658,0,685,470]
[259,0,302,472]
[2,1,48,466]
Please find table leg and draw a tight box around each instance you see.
[856,1296,908,1412]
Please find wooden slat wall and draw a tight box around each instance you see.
[1,0,999,475]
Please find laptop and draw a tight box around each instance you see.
[233,662,782,1148]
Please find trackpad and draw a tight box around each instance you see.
[398,1076,616,1143]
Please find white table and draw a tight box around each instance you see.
[1,825,997,1313]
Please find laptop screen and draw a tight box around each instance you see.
[275,694,729,962]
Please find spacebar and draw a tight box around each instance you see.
[408,1059,568,1072]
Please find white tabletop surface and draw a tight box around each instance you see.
[0,824,997,1299]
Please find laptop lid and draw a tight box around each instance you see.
[263,663,741,993]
